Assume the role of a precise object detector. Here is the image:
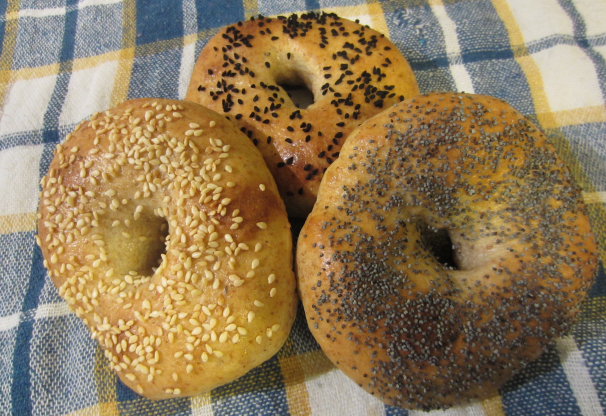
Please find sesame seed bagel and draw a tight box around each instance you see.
[296,93,598,410]
[185,12,419,217]
[37,98,297,400]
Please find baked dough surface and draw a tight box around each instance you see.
[38,98,298,399]
[186,12,419,216]
[296,93,597,410]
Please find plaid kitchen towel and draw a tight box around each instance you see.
[0,0,605,415]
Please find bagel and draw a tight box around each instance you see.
[37,98,298,399]
[185,12,419,217]
[296,92,598,410]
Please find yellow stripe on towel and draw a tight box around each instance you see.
[243,0,258,20]
[491,0,557,130]
[280,348,335,416]
[482,395,507,416]
[583,192,606,205]
[0,212,37,235]
[0,0,23,104]
[110,0,136,108]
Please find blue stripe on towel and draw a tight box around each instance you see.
[501,345,583,416]
[42,0,80,145]
[212,355,290,415]
[10,245,48,416]
[558,0,606,102]
[135,0,184,46]
[194,0,244,32]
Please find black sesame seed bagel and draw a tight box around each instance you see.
[296,92,598,410]
[185,12,419,217]
[37,98,297,400]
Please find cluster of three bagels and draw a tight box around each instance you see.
[37,12,597,411]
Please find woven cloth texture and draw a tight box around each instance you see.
[0,0,605,415]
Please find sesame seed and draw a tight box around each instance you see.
[39,63,347,401]
[136,364,149,374]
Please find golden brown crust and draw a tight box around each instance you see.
[296,92,598,410]
[37,98,298,399]
[185,12,419,217]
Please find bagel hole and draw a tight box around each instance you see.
[280,83,314,109]
[105,213,169,279]
[418,224,458,270]
[137,218,169,276]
